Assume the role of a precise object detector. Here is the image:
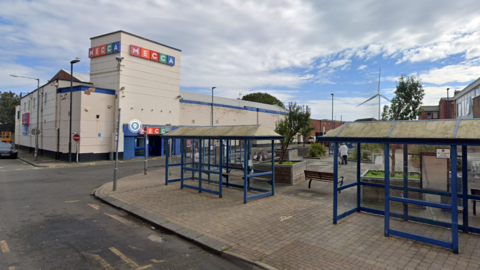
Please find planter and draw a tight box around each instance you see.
[275,148,298,161]
[291,147,309,157]
[361,170,422,204]
[253,160,307,185]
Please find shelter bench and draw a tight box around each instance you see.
[304,170,343,193]
[223,163,272,185]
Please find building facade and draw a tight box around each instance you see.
[15,31,285,161]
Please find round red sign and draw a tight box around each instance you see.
[73,134,80,142]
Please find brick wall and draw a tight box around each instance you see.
[473,96,480,118]
[310,119,344,137]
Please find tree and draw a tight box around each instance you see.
[381,74,425,121]
[0,91,20,132]
[381,74,425,176]
[299,119,315,147]
[275,102,311,164]
[242,92,285,108]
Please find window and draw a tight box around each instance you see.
[24,102,26,111]
[33,98,35,108]
[45,92,48,104]
[427,112,432,119]
[476,87,480,97]
[458,103,462,117]
[433,112,438,119]
[17,111,20,119]
[28,100,30,110]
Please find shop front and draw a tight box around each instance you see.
[123,125,180,159]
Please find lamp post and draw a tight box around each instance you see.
[69,58,81,162]
[211,87,216,126]
[331,93,334,129]
[446,88,450,119]
[10,74,40,159]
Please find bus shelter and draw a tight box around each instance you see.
[320,119,480,253]
[161,125,283,203]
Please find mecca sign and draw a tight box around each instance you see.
[436,149,450,159]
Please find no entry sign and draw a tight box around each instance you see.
[73,134,80,142]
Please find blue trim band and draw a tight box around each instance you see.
[57,85,115,95]
[180,99,284,115]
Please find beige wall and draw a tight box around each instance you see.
[90,31,182,153]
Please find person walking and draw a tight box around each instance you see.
[339,143,348,165]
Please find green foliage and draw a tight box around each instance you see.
[365,170,421,180]
[274,161,300,165]
[275,102,311,164]
[242,92,285,108]
[299,119,315,147]
[308,143,327,158]
[381,74,425,121]
[0,91,20,132]
[348,148,372,161]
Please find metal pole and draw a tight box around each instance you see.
[333,142,338,224]
[451,145,459,254]
[113,108,121,191]
[446,88,450,119]
[69,62,73,162]
[76,141,79,163]
[331,93,334,129]
[462,145,468,233]
[356,143,361,211]
[384,143,390,237]
[211,87,216,126]
[144,133,147,175]
[403,144,408,221]
[35,78,39,159]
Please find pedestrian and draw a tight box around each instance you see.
[339,143,348,165]
[258,149,266,162]
[252,152,257,161]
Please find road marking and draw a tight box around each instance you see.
[88,204,100,210]
[109,247,152,270]
[151,259,165,263]
[104,213,135,226]
[65,200,80,203]
[280,216,292,221]
[1,240,10,253]
[129,245,142,251]
[86,253,115,270]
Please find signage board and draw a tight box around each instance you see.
[145,127,166,135]
[88,42,121,58]
[22,113,30,125]
[436,149,450,159]
[73,134,80,142]
[130,45,175,66]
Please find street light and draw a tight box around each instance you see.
[69,58,81,162]
[446,88,450,119]
[331,93,334,129]
[10,74,40,159]
[211,87,216,126]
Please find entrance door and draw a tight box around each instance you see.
[134,137,146,157]
[148,136,163,156]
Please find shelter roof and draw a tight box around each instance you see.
[322,119,480,145]
[162,125,283,140]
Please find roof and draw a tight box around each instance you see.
[354,118,377,122]
[90,30,182,52]
[162,125,283,140]
[420,105,439,112]
[61,69,90,83]
[321,119,480,145]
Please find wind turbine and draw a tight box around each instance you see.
[357,68,391,120]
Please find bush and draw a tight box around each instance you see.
[348,148,372,161]
[308,143,327,158]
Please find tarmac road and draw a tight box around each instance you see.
[0,158,241,270]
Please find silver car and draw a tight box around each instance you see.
[0,143,18,158]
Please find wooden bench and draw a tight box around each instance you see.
[304,170,344,193]
[472,188,480,215]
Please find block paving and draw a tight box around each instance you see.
[96,168,480,270]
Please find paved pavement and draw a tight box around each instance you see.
[94,157,480,270]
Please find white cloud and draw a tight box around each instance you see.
[358,65,367,70]
[420,60,480,85]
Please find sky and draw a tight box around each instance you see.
[1,0,480,121]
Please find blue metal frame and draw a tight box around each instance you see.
[329,137,472,254]
[163,135,277,204]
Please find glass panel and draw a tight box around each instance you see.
[433,112,438,119]
[135,148,145,156]
[136,137,145,147]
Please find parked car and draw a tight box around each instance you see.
[0,143,18,158]
[308,136,316,143]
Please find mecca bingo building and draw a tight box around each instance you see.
[15,31,284,161]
